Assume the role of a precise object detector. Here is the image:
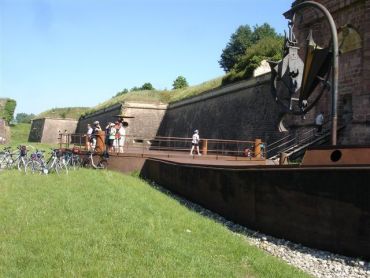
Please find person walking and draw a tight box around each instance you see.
[190,129,201,156]
[315,112,324,134]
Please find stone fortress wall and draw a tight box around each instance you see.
[71,0,370,149]
[75,102,168,140]
[28,118,78,144]
[156,74,286,146]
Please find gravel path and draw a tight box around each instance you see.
[151,182,370,278]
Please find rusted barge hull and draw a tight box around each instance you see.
[140,159,370,260]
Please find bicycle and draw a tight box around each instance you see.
[82,151,108,169]
[0,146,28,171]
[46,149,68,175]
[64,148,82,170]
[0,147,13,169]
[26,149,48,174]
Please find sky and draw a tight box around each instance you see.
[0,0,293,115]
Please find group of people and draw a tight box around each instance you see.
[86,120,126,153]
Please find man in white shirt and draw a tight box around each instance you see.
[190,130,201,156]
[118,123,126,153]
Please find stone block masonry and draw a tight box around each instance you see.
[157,74,286,146]
[28,118,78,144]
[76,102,168,140]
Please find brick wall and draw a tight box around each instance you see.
[291,0,370,144]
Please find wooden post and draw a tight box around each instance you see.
[85,135,89,150]
[279,152,288,165]
[254,138,261,159]
[96,131,106,153]
[202,139,208,155]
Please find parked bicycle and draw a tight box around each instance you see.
[26,149,48,174]
[46,149,68,175]
[82,151,108,169]
[64,147,82,170]
[0,145,28,171]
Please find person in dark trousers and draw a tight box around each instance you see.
[190,129,201,156]
[315,112,324,134]
[91,121,102,150]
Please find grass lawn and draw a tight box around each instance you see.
[0,170,310,277]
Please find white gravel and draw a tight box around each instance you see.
[151,182,370,278]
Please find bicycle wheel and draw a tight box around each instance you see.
[71,155,82,170]
[0,155,7,169]
[95,159,108,169]
[26,160,42,174]
[17,157,27,172]
[56,160,68,175]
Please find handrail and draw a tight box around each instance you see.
[59,133,267,159]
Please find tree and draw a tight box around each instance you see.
[219,23,280,72]
[172,76,189,89]
[130,86,140,92]
[16,112,35,123]
[219,25,253,72]
[0,99,16,124]
[140,82,155,90]
[222,36,284,85]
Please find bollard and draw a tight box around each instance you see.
[202,139,208,155]
[254,138,261,159]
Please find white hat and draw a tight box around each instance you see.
[194,129,199,133]
[94,121,99,125]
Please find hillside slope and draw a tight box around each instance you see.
[35,107,90,120]
[83,77,223,115]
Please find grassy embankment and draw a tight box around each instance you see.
[83,77,223,115]
[0,170,310,277]
[35,107,90,120]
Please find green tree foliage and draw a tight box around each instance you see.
[130,83,155,92]
[0,99,17,124]
[219,23,281,73]
[130,86,140,92]
[172,76,189,89]
[141,82,155,90]
[223,36,284,84]
[219,25,253,72]
[16,113,35,123]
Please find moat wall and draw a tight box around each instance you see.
[157,74,286,145]
[140,158,370,259]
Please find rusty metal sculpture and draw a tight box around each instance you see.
[270,1,339,145]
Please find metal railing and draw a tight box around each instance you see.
[266,120,332,159]
[58,133,267,159]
